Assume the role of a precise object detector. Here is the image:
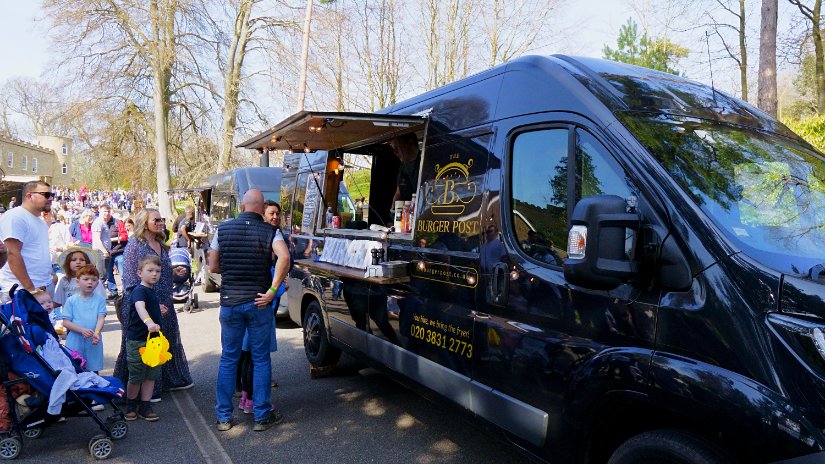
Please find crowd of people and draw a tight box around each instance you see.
[0,180,290,432]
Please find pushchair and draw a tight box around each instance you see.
[0,288,127,460]
[170,247,198,312]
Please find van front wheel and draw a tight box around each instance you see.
[303,301,341,368]
[608,429,732,464]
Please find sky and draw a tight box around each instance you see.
[0,1,49,83]
[0,0,803,124]
[0,1,630,83]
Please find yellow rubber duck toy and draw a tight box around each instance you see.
[139,332,173,367]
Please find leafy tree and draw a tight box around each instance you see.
[603,18,688,75]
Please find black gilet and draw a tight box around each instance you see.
[216,212,275,306]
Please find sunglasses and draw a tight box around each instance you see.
[153,218,165,224]
[30,191,55,199]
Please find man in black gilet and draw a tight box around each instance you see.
[208,189,290,432]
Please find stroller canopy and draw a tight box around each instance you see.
[169,248,192,267]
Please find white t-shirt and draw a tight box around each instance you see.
[48,222,73,264]
[0,207,52,289]
[210,228,284,251]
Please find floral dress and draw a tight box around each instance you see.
[113,238,193,394]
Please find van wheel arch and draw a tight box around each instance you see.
[581,394,736,464]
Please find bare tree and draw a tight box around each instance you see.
[0,78,79,138]
[41,0,215,219]
[703,0,751,101]
[759,0,778,115]
[789,0,825,113]
[483,0,557,67]
[422,0,475,90]
[353,0,401,110]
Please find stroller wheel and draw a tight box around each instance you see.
[106,420,128,440]
[89,436,113,460]
[0,437,21,459]
[21,427,42,439]
[192,293,199,309]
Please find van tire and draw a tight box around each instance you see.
[303,301,341,368]
[608,429,732,464]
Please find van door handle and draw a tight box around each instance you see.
[490,263,509,306]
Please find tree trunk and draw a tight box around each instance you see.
[816,0,825,113]
[150,0,174,221]
[217,0,253,173]
[758,0,777,116]
[738,0,748,102]
[152,69,173,221]
[297,0,314,111]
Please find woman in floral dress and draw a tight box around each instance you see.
[113,208,193,399]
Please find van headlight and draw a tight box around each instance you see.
[768,313,825,371]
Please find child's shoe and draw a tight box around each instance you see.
[124,400,138,421]
[138,402,159,422]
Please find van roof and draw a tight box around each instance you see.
[554,55,798,138]
[203,167,282,194]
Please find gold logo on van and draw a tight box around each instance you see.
[425,156,477,216]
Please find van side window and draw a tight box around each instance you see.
[575,129,632,205]
[511,129,569,265]
[510,127,635,266]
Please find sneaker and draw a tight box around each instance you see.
[168,383,194,391]
[242,399,253,415]
[91,403,105,411]
[216,420,233,431]
[253,411,283,432]
[149,396,162,403]
[138,404,159,422]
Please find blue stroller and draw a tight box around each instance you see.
[170,247,198,312]
[0,287,127,460]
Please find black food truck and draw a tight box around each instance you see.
[239,55,825,464]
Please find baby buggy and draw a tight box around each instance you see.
[0,288,127,460]
[170,247,198,312]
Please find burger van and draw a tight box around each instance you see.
[239,55,825,464]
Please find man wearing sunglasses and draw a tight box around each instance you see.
[0,181,54,295]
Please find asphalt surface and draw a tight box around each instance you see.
[9,285,529,463]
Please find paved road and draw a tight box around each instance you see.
[11,287,529,463]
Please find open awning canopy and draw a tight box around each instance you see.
[237,111,427,152]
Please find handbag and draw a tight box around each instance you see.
[139,331,173,367]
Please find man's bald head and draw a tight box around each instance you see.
[241,189,265,214]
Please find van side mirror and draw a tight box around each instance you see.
[564,195,639,290]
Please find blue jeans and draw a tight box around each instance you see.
[215,301,273,422]
[105,255,117,293]
[113,254,124,284]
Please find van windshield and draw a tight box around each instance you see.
[620,113,825,276]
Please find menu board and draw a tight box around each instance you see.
[301,172,321,233]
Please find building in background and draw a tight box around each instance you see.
[0,134,74,185]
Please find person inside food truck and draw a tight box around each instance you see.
[389,133,421,203]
